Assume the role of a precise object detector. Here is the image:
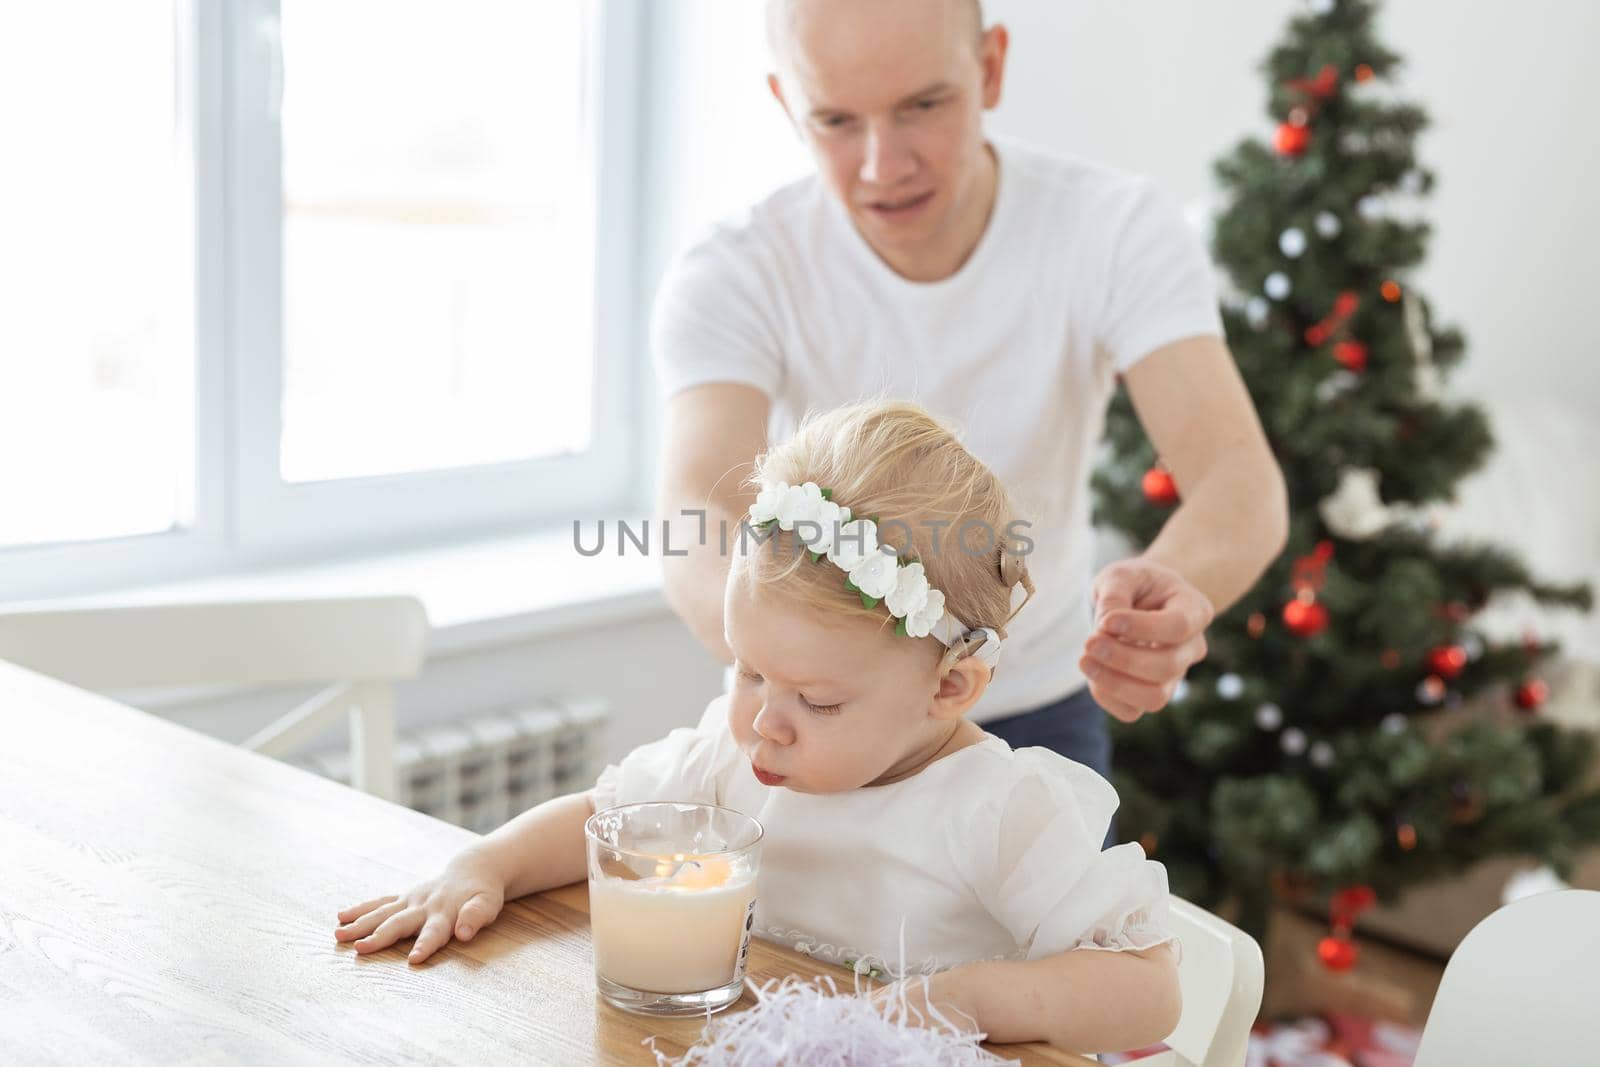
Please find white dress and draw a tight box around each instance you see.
[592,696,1180,978]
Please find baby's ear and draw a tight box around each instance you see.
[931,656,990,720]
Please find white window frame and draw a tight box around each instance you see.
[0,0,645,602]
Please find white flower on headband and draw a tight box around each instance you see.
[746,479,1005,663]
[847,549,899,600]
[826,517,877,571]
[884,561,930,619]
[905,587,946,639]
[774,482,825,531]
[749,483,789,525]
[798,500,853,557]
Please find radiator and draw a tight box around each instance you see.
[292,697,608,834]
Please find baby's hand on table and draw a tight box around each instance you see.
[334,848,506,964]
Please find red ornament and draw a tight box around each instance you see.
[1288,64,1341,102]
[1333,339,1369,372]
[1283,597,1329,637]
[1514,678,1550,712]
[1330,884,1377,925]
[1142,467,1179,506]
[1304,291,1360,348]
[1427,645,1468,680]
[1275,122,1312,157]
[1317,934,1360,972]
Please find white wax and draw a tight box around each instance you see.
[590,859,758,995]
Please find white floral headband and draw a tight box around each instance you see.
[746,480,1004,670]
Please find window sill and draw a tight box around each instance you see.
[2,522,669,659]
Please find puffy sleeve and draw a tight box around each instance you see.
[954,748,1181,963]
[592,696,743,811]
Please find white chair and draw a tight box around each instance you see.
[0,596,429,801]
[1413,888,1600,1067]
[1133,895,1264,1067]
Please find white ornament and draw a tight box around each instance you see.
[1315,371,1361,404]
[1381,712,1408,734]
[1246,296,1270,328]
[1307,0,1336,14]
[1416,678,1445,705]
[1264,272,1292,300]
[1315,211,1342,238]
[1358,195,1384,221]
[1462,633,1485,661]
[1400,169,1425,195]
[1281,727,1309,756]
[1256,703,1284,730]
[1172,680,1190,704]
[1319,467,1391,541]
[1502,865,1571,906]
[1216,673,1245,700]
[1278,227,1307,258]
[1309,741,1336,767]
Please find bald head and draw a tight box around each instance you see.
[766,0,985,73]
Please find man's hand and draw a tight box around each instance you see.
[1081,557,1214,723]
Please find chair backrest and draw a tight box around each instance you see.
[0,596,429,689]
[1413,889,1600,1067]
[1136,895,1265,1067]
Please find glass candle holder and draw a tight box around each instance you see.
[584,801,764,1016]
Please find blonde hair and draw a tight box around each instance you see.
[733,400,1035,673]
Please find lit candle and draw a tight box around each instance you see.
[590,853,757,995]
[585,802,764,1014]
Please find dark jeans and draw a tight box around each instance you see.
[982,685,1118,849]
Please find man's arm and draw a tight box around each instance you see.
[1123,334,1288,614]
[1081,334,1287,721]
[656,383,771,663]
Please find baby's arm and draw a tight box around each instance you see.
[895,943,1182,1054]
[335,790,594,963]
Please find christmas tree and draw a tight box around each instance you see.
[1093,0,1596,953]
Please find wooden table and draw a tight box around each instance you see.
[0,661,1093,1065]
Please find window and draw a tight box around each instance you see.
[0,0,643,600]
[279,1,592,482]
[0,4,195,550]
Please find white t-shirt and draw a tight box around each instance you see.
[593,695,1179,978]
[651,134,1224,722]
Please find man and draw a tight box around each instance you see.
[653,0,1287,783]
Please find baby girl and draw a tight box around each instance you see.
[336,400,1181,1055]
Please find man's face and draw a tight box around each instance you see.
[768,0,1007,270]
